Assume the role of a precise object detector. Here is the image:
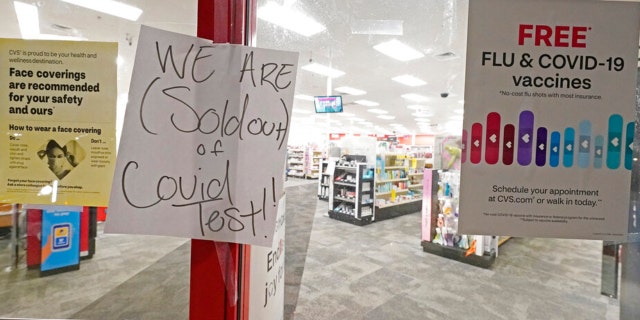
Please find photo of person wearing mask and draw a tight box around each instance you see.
[37,140,85,180]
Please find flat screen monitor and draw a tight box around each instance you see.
[314,95,343,113]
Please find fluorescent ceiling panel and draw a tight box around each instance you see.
[402,93,430,102]
[367,109,388,114]
[334,86,366,95]
[14,1,85,40]
[373,39,424,61]
[60,0,142,21]
[14,1,39,38]
[301,63,345,78]
[377,115,395,120]
[258,2,325,37]
[354,100,379,107]
[392,74,427,87]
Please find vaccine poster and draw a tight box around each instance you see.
[106,26,298,247]
[458,0,640,241]
[0,39,117,207]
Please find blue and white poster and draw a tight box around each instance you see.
[41,207,80,273]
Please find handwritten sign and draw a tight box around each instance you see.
[106,26,299,246]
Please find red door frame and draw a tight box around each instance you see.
[191,1,256,319]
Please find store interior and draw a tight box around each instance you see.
[0,0,633,319]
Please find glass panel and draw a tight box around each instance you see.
[0,1,197,318]
[256,0,468,146]
[256,0,622,319]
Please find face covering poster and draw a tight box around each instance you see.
[0,39,117,207]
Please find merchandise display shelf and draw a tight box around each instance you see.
[421,241,496,268]
[376,190,410,196]
[328,210,373,226]
[376,178,409,183]
[375,199,421,221]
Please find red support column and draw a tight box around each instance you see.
[191,1,255,319]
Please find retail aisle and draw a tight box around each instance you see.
[0,177,620,319]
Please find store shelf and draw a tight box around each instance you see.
[375,190,410,196]
[334,196,356,203]
[383,166,405,170]
[421,241,496,269]
[376,178,409,183]
[328,162,375,226]
[375,198,422,208]
[328,210,372,226]
[334,181,357,187]
[375,199,421,221]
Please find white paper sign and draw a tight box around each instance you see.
[248,195,285,319]
[458,0,640,241]
[106,26,298,246]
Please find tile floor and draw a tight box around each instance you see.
[0,178,621,319]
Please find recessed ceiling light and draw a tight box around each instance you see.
[453,108,464,114]
[390,123,404,127]
[301,63,345,78]
[295,94,315,101]
[377,115,396,120]
[354,100,379,107]
[373,39,424,61]
[14,1,39,38]
[60,0,143,21]
[292,108,313,114]
[257,2,325,37]
[415,118,431,122]
[401,93,430,102]
[367,109,388,114]
[392,74,427,87]
[14,1,86,40]
[337,112,355,117]
[449,115,464,121]
[334,86,366,95]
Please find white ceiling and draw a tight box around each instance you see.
[4,0,636,141]
[2,0,470,139]
[255,0,469,137]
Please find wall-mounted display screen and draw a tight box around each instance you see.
[314,96,343,113]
